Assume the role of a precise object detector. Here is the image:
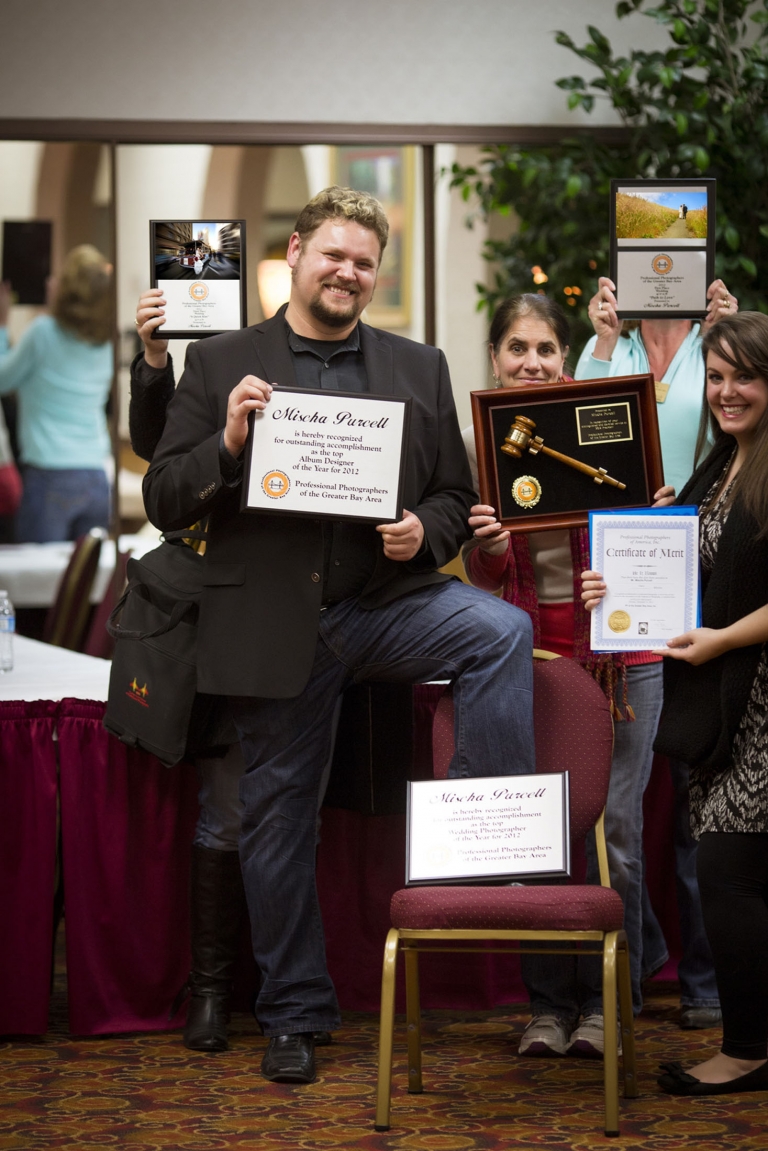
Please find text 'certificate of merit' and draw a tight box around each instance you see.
[406,774,570,885]
[589,509,699,652]
[243,387,410,523]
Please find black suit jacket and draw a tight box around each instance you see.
[143,309,475,698]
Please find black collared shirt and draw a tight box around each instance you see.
[216,322,381,604]
[286,323,379,604]
[287,325,369,395]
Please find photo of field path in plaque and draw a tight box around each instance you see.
[154,221,241,280]
[615,188,707,245]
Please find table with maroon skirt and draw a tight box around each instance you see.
[0,642,678,1036]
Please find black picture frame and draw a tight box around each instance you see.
[149,219,246,339]
[609,178,715,319]
[470,374,664,534]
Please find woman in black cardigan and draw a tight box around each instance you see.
[584,311,768,1095]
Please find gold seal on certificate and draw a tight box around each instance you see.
[512,475,542,508]
[608,610,631,633]
[243,387,411,524]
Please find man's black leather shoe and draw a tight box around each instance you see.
[261,1033,316,1083]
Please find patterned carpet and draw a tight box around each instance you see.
[2,958,767,1150]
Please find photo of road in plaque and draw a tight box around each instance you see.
[614,187,707,247]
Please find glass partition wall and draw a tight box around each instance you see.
[0,130,515,536]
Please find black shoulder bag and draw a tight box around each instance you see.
[104,531,234,766]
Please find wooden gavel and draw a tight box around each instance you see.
[500,415,626,490]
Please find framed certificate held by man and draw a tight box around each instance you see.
[609,178,715,319]
[149,219,246,339]
[471,374,664,533]
[242,387,411,524]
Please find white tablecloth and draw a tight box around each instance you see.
[0,533,161,609]
[0,635,111,702]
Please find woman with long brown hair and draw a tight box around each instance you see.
[584,311,768,1094]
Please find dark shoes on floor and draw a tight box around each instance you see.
[658,1059,768,1095]
[680,1006,723,1030]
[261,1033,317,1083]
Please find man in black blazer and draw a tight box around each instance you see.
[144,187,534,1083]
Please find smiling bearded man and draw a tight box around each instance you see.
[143,185,535,1085]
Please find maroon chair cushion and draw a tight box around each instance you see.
[391,884,624,933]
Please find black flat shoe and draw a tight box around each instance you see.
[313,1030,332,1046]
[658,1059,768,1095]
[261,1033,316,1083]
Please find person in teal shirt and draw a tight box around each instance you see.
[0,245,113,542]
[575,276,736,495]
[575,273,737,1031]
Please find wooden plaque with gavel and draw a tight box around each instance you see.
[470,373,664,533]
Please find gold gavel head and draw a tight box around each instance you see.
[500,415,537,458]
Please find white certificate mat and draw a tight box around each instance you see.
[590,509,699,652]
[615,248,707,314]
[406,774,570,885]
[159,278,241,334]
[243,387,410,523]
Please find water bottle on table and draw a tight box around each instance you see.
[0,590,15,672]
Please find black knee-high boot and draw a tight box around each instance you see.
[181,845,248,1051]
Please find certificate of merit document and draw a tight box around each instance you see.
[589,508,700,653]
[243,387,410,523]
[406,774,570,885]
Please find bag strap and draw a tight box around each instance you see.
[106,584,196,642]
[163,528,209,543]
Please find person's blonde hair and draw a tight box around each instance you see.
[53,245,113,345]
[293,186,389,259]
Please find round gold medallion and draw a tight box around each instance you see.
[511,475,542,509]
[608,610,631,633]
[651,253,673,275]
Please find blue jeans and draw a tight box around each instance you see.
[669,758,720,1007]
[230,581,534,1036]
[16,465,110,543]
[192,702,343,852]
[523,662,664,1022]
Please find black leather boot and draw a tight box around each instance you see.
[181,846,248,1052]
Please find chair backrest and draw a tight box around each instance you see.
[432,654,613,842]
[82,549,130,658]
[42,527,106,651]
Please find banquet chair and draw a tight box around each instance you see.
[42,527,106,651]
[375,652,636,1138]
[83,549,130,658]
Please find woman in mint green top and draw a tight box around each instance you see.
[0,245,113,541]
[575,272,737,1032]
[575,276,737,496]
